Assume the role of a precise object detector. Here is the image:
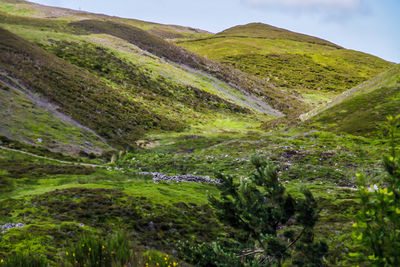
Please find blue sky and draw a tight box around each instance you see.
[30,0,400,63]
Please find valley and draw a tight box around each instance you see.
[0,0,399,266]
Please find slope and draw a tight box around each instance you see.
[0,73,112,156]
[0,0,307,116]
[177,23,394,106]
[0,27,189,148]
[0,6,305,153]
[68,19,305,116]
[307,64,400,136]
[0,0,212,39]
[217,22,340,47]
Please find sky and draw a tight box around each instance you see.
[30,0,400,63]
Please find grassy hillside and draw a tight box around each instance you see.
[0,0,212,39]
[0,74,112,156]
[218,22,340,47]
[0,0,310,157]
[0,26,195,149]
[0,0,308,116]
[308,64,400,136]
[177,23,393,106]
[68,19,306,116]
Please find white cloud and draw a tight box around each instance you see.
[246,0,361,10]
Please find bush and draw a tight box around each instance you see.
[178,241,247,267]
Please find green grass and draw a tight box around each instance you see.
[114,119,388,187]
[0,116,392,265]
[309,64,400,136]
[0,141,370,265]
[0,79,111,156]
[222,52,383,92]
[217,23,340,47]
[178,36,339,59]
[0,168,224,261]
[0,2,37,16]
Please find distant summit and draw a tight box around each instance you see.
[217,22,341,48]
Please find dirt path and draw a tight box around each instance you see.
[0,146,103,168]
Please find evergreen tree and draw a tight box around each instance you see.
[350,115,400,266]
[208,155,328,266]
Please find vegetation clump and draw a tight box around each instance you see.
[0,252,48,267]
[62,232,136,267]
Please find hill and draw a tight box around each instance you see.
[217,22,340,47]
[0,0,212,39]
[177,23,394,107]
[0,0,312,153]
[306,64,400,136]
[0,72,112,156]
[0,26,261,148]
